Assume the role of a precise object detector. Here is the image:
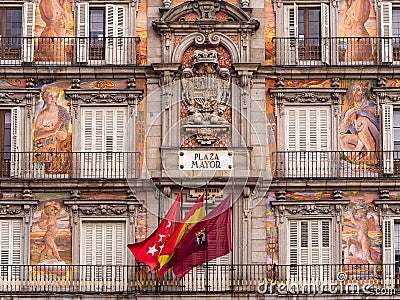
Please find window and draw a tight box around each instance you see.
[0,7,22,59]
[81,221,126,290]
[80,107,127,178]
[77,3,127,64]
[298,8,321,60]
[281,3,329,64]
[0,110,11,176]
[284,106,331,177]
[0,219,22,281]
[89,8,105,60]
[380,3,400,62]
[288,219,331,280]
[394,110,400,152]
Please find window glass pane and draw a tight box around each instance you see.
[3,111,11,158]
[298,9,305,36]
[394,9,400,37]
[5,9,22,38]
[90,9,104,37]
[395,223,400,261]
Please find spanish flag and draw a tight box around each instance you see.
[157,194,205,279]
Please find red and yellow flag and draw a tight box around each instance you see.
[157,194,205,279]
[128,191,182,272]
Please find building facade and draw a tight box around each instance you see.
[1,0,400,298]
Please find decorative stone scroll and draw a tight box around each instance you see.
[181,49,231,146]
[64,89,143,120]
[269,87,347,117]
[271,200,349,224]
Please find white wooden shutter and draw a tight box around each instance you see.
[10,107,20,177]
[383,219,395,287]
[321,3,330,64]
[289,220,331,264]
[77,3,89,63]
[0,220,22,281]
[81,107,127,177]
[382,104,394,173]
[283,4,298,65]
[285,106,331,177]
[22,2,35,63]
[81,222,126,265]
[381,2,393,63]
[105,5,127,64]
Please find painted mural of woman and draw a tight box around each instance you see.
[37,0,72,61]
[343,0,372,61]
[33,85,71,174]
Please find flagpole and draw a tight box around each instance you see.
[158,178,162,226]
[205,180,209,293]
[231,170,234,294]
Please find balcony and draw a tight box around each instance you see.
[0,152,141,179]
[271,37,400,66]
[0,264,398,295]
[0,36,141,66]
[272,150,400,179]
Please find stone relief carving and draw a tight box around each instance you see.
[269,88,347,117]
[65,90,143,119]
[372,88,400,104]
[272,201,348,224]
[181,49,231,146]
[0,204,21,215]
[193,0,221,20]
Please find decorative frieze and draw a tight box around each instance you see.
[271,200,349,224]
[269,88,347,116]
[371,87,400,104]
[65,89,143,119]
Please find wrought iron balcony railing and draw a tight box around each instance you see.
[272,37,400,66]
[272,150,400,179]
[0,264,399,294]
[0,36,141,66]
[0,151,141,179]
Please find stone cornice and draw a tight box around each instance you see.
[371,87,400,104]
[0,89,40,104]
[271,200,349,224]
[64,199,143,224]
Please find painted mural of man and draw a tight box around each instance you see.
[340,81,379,165]
[346,204,376,264]
[38,201,62,262]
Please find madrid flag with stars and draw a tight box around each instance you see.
[128,191,182,272]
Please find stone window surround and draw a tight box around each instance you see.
[64,197,142,265]
[269,86,347,151]
[270,199,349,265]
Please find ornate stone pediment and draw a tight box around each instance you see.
[64,89,144,119]
[269,87,347,116]
[271,200,349,224]
[64,199,143,225]
[181,49,231,146]
[371,87,400,104]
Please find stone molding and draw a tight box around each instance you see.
[64,89,143,119]
[271,200,349,224]
[64,199,143,225]
[269,87,347,117]
[371,87,400,104]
